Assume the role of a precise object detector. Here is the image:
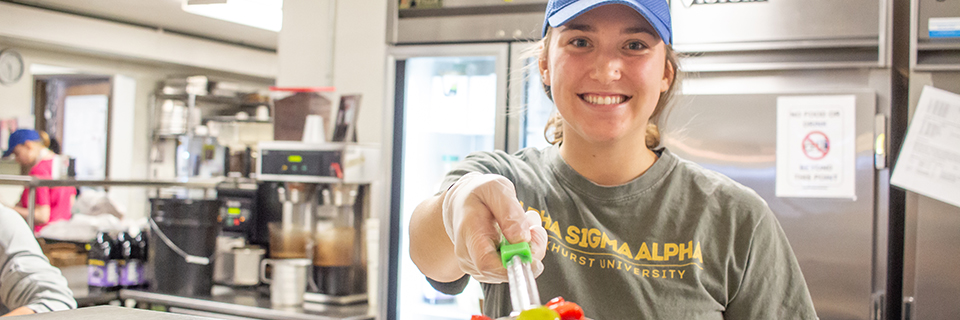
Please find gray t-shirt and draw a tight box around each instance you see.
[0,206,76,314]
[429,146,817,319]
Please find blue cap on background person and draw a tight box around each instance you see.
[542,0,673,45]
[2,129,41,158]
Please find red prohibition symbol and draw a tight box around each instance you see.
[802,131,830,160]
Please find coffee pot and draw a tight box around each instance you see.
[309,184,368,303]
[269,183,314,259]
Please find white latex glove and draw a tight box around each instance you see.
[442,172,548,283]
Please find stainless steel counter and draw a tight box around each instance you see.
[119,287,374,320]
[18,306,213,319]
[74,289,120,307]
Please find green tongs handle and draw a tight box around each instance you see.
[500,239,541,313]
[500,239,533,266]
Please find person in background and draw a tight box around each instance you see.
[0,205,77,316]
[2,129,76,232]
[36,130,74,197]
[408,0,817,318]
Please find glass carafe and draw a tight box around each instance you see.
[313,184,366,296]
[269,183,315,259]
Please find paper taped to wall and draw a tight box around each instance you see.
[891,86,960,208]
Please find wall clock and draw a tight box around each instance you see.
[0,49,25,86]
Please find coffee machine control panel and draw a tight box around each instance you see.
[220,198,254,230]
[260,150,343,178]
[216,182,260,241]
[257,142,379,183]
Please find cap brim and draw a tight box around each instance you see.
[1,149,12,159]
[545,0,671,44]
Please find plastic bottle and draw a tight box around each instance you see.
[87,232,119,293]
[134,231,148,289]
[108,233,122,291]
[117,232,142,289]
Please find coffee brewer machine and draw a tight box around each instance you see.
[213,178,274,287]
[257,141,379,305]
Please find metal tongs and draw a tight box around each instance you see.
[500,239,541,316]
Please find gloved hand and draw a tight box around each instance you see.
[442,172,548,283]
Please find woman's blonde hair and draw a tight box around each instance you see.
[38,130,51,148]
[536,27,681,149]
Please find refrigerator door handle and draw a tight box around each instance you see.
[902,296,914,320]
[874,113,888,170]
[872,292,885,320]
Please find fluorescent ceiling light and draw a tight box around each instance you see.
[182,0,283,32]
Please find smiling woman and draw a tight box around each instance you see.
[538,4,673,186]
[408,0,819,318]
[537,32,680,150]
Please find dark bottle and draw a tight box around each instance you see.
[134,231,148,289]
[117,232,143,289]
[87,232,119,293]
[110,232,123,280]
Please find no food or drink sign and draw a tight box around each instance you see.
[776,95,856,199]
[802,131,830,160]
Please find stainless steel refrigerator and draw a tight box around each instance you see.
[665,1,895,319]
[380,1,901,319]
[901,0,960,319]
[675,2,960,320]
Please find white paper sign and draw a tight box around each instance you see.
[891,86,960,208]
[776,95,857,199]
[63,95,109,180]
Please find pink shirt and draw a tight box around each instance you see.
[18,158,75,232]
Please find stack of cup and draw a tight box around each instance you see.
[302,115,326,143]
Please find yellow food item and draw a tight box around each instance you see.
[516,307,560,320]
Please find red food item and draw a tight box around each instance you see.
[545,297,585,320]
[471,316,494,320]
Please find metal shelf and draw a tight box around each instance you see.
[203,115,272,123]
[0,175,223,188]
[156,93,268,107]
[156,93,241,105]
[149,88,271,182]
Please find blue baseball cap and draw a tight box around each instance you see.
[3,129,41,158]
[542,0,672,45]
